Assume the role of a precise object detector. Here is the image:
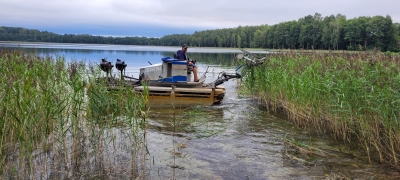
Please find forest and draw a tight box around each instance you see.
[1,13,399,52]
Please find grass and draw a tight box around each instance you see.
[0,48,148,179]
[240,50,400,168]
[268,49,360,54]
[268,48,400,56]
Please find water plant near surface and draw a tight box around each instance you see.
[0,49,147,179]
[241,50,400,168]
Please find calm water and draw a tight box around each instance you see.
[2,42,399,179]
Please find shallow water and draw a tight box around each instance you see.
[142,79,399,180]
[2,43,399,179]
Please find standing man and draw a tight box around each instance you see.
[176,44,199,82]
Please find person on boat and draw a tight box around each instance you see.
[176,44,199,82]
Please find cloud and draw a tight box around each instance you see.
[1,0,399,36]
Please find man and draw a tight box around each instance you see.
[176,44,199,82]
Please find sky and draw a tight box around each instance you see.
[1,0,399,37]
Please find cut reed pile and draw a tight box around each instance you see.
[0,49,147,179]
[242,50,400,168]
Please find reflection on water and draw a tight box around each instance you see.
[1,42,270,53]
[2,45,399,179]
[10,46,241,80]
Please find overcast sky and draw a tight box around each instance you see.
[1,0,399,37]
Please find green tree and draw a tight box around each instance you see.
[298,15,314,49]
[344,18,362,50]
[321,15,335,49]
[311,13,323,49]
[1,13,399,52]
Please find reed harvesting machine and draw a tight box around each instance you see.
[98,49,262,105]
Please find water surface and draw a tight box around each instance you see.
[2,43,398,179]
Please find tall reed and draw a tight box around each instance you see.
[242,50,400,168]
[0,49,147,179]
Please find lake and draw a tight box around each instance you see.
[1,42,397,179]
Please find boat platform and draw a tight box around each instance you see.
[136,85,225,105]
[106,84,225,106]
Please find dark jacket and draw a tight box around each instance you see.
[176,50,188,60]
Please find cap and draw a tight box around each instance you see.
[182,44,188,48]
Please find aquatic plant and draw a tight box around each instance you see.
[0,49,147,179]
[241,50,400,168]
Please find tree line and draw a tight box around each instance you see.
[1,13,399,52]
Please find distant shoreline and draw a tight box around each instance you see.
[0,41,271,54]
[2,41,383,54]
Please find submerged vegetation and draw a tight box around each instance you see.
[241,50,400,168]
[0,49,147,179]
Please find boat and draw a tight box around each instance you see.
[99,56,243,106]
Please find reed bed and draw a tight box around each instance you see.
[242,50,400,168]
[0,49,147,179]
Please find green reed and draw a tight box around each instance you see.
[242,51,400,168]
[0,49,147,179]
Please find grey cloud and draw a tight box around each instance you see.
[1,0,399,30]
